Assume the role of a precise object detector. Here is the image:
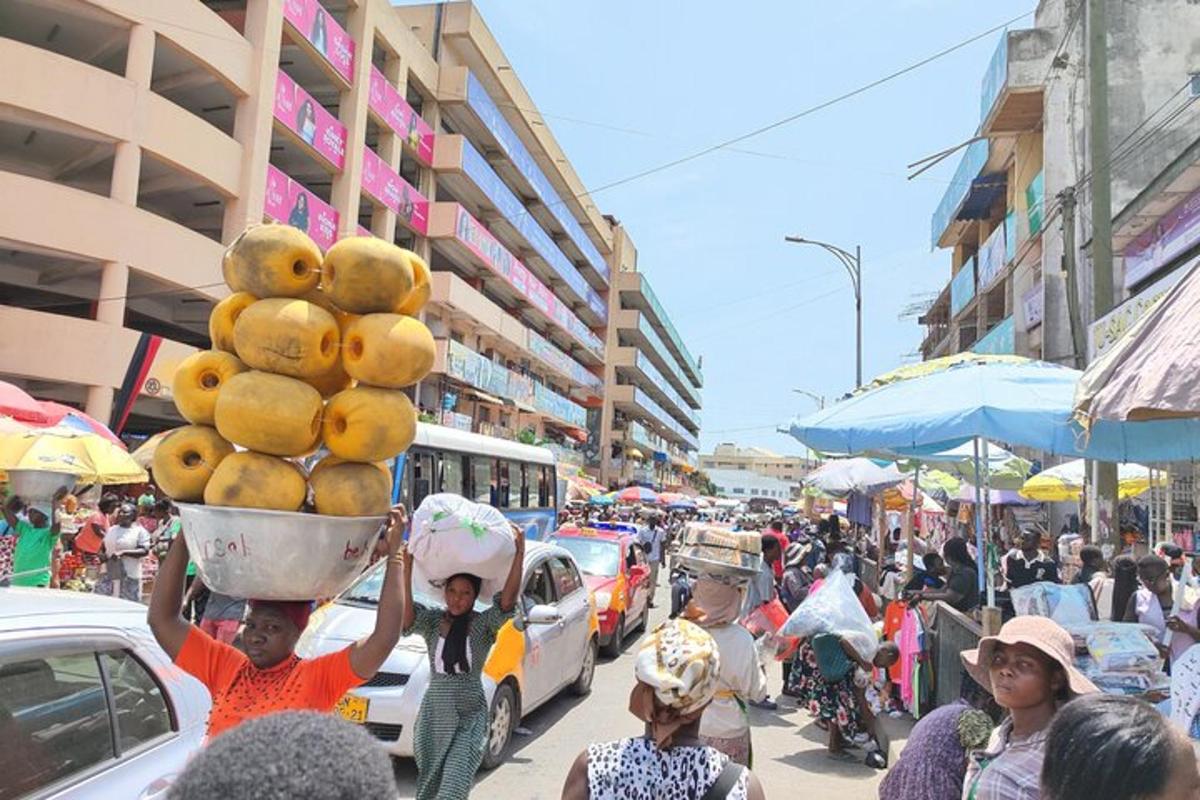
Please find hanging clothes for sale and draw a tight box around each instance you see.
[882,601,907,683]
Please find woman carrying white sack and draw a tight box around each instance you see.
[685,576,768,767]
[400,494,526,800]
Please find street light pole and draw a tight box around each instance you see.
[785,236,863,388]
[792,388,826,409]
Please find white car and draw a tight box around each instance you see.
[296,541,599,768]
[0,588,211,800]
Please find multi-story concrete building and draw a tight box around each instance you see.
[0,0,702,477]
[918,0,1200,366]
[699,443,813,486]
[706,468,795,503]
[597,227,702,488]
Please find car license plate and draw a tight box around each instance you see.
[336,693,368,724]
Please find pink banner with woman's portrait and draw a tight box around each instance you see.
[367,67,435,165]
[273,70,346,170]
[282,0,354,84]
[360,146,429,235]
[264,164,339,251]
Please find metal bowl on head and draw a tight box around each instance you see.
[178,503,386,601]
[7,469,78,501]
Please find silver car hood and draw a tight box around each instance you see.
[297,602,429,674]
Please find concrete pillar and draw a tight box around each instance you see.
[125,23,155,87]
[330,2,375,238]
[371,55,404,241]
[222,0,285,240]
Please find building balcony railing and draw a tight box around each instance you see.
[979,28,1055,136]
[625,313,701,409]
[435,134,606,323]
[973,315,1015,354]
[438,68,610,287]
[617,272,702,387]
[632,351,700,432]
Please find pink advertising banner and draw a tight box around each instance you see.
[1124,186,1200,288]
[282,0,354,84]
[264,164,339,251]
[360,146,429,235]
[367,67,435,166]
[273,70,346,170]
[452,204,604,355]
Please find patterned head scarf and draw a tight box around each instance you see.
[629,619,721,747]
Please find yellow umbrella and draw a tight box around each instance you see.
[1020,459,1160,502]
[854,353,1031,395]
[0,425,148,484]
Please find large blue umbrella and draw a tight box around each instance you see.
[789,357,1200,464]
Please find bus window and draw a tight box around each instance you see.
[470,457,493,505]
[440,452,465,496]
[508,461,523,509]
[411,450,434,509]
[519,463,530,508]
[497,461,511,508]
[538,465,551,508]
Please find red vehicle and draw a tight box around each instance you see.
[551,523,652,657]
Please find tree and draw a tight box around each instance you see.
[688,469,717,496]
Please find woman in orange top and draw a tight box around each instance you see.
[148,506,409,738]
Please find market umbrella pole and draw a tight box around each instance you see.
[973,439,986,596]
[906,462,922,578]
[982,438,996,608]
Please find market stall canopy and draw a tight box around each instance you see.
[789,354,1200,463]
[1075,261,1200,425]
[803,457,903,497]
[1020,459,1159,501]
[956,482,1039,506]
[614,485,660,504]
[667,499,698,511]
[36,401,124,448]
[882,480,946,514]
[0,381,52,424]
[130,429,172,469]
[896,441,1031,491]
[0,425,147,484]
[588,492,616,506]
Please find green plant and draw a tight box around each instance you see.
[516,427,538,445]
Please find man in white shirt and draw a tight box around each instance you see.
[638,515,664,607]
[102,502,150,602]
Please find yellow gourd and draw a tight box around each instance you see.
[222,224,322,297]
[203,451,307,511]
[209,292,258,353]
[342,314,435,389]
[322,237,414,313]
[322,386,416,462]
[151,425,234,502]
[309,459,392,516]
[214,371,323,456]
[233,298,340,379]
[394,252,431,316]
[172,350,247,426]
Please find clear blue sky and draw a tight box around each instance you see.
[445,0,1034,455]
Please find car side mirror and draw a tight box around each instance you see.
[526,604,561,625]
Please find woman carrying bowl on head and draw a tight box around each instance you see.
[147,506,410,738]
[401,522,525,800]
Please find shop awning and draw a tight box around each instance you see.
[545,419,588,443]
[626,447,645,460]
[464,388,505,406]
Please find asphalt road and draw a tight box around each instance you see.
[390,574,884,799]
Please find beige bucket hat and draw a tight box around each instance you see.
[961,615,1099,697]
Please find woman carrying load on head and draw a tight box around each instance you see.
[402,521,525,800]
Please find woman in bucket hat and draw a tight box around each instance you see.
[960,615,1098,800]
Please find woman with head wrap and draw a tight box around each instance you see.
[561,618,767,800]
[685,578,767,766]
[400,521,525,800]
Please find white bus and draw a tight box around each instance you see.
[390,423,560,539]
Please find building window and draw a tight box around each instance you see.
[732,488,744,495]
[783,475,793,480]
[750,488,759,496]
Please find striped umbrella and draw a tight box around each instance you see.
[614,486,660,504]
[37,401,125,448]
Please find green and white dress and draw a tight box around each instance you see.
[407,594,514,800]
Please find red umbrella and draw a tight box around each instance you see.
[0,380,52,423]
[36,401,126,449]
[615,486,660,504]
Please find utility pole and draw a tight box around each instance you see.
[1087,0,1118,548]
[784,237,863,388]
[1059,188,1086,368]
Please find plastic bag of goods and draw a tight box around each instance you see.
[742,597,799,661]
[1086,623,1162,673]
[1011,581,1097,625]
[780,569,878,661]
[408,494,515,604]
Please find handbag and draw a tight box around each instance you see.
[700,760,745,800]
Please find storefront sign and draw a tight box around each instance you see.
[463,72,609,282]
[440,410,473,431]
[360,146,428,235]
[1004,210,1017,263]
[978,224,1008,290]
[452,205,604,357]
[1022,282,1043,330]
[445,339,586,427]
[1124,186,1200,289]
[1026,171,1044,236]
[950,258,977,317]
[528,329,601,390]
[273,70,346,170]
[264,164,338,250]
[974,315,1015,354]
[1090,255,1195,358]
[282,0,354,84]
[367,67,433,165]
